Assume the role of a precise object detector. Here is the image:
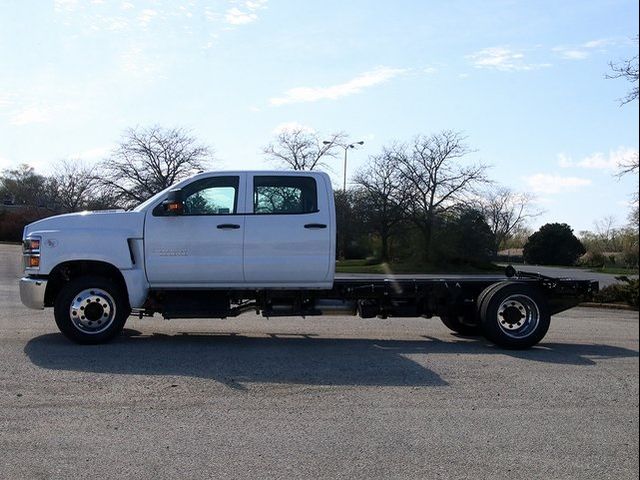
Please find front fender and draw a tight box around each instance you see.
[27,229,136,275]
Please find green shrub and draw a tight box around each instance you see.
[523,223,586,266]
[579,250,606,268]
[622,247,639,270]
[593,276,639,308]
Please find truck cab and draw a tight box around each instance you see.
[20,171,335,341]
[142,171,335,288]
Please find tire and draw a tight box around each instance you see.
[479,283,550,349]
[440,281,509,336]
[54,275,130,344]
[440,315,481,336]
[476,281,511,316]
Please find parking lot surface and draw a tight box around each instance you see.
[1,245,638,479]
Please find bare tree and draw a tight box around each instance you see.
[629,199,639,232]
[0,164,52,207]
[262,128,346,171]
[396,130,489,260]
[594,215,618,243]
[482,187,541,254]
[353,148,407,261]
[606,35,639,105]
[99,126,212,208]
[614,149,639,230]
[616,151,639,177]
[501,225,533,250]
[49,159,99,212]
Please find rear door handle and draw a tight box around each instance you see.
[304,223,327,229]
[217,224,241,229]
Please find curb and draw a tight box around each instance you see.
[578,302,638,311]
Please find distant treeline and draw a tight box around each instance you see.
[2,126,637,270]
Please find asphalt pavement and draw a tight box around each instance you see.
[1,244,638,479]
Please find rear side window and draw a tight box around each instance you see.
[253,176,317,214]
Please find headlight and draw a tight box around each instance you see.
[23,236,42,270]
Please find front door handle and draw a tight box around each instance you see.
[217,224,241,230]
[304,223,327,229]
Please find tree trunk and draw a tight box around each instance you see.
[380,230,389,262]
[422,212,434,262]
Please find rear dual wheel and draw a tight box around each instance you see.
[478,283,550,349]
[439,281,506,337]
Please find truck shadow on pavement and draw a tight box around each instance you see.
[24,330,638,390]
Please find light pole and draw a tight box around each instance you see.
[323,140,364,191]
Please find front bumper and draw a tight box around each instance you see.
[20,277,47,310]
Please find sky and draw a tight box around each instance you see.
[0,0,638,232]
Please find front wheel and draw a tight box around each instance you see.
[54,275,130,344]
[479,283,550,349]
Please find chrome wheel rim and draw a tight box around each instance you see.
[496,294,539,339]
[69,288,116,334]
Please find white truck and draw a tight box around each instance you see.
[20,170,597,348]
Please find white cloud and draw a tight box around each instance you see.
[552,38,613,60]
[245,0,268,9]
[204,8,219,22]
[272,122,315,134]
[579,147,638,170]
[582,38,612,49]
[54,0,79,12]
[104,16,129,31]
[50,1,262,53]
[270,66,407,106]
[556,49,589,60]
[138,9,158,27]
[524,173,592,194]
[225,8,257,25]
[557,153,573,168]
[468,47,551,71]
[9,106,51,126]
[224,0,267,25]
[558,147,639,171]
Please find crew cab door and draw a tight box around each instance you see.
[144,174,246,286]
[243,174,333,285]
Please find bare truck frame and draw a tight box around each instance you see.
[144,266,598,349]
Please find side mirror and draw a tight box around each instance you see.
[162,189,184,215]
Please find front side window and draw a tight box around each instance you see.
[153,176,239,216]
[254,176,317,214]
[183,176,239,215]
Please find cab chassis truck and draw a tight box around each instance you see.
[19,171,598,349]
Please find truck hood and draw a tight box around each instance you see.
[24,210,145,238]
